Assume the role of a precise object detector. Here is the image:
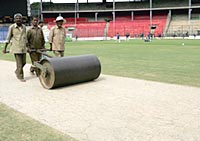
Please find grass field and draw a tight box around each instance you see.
[0,39,200,140]
[1,39,199,87]
[0,103,77,141]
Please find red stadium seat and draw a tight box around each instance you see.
[46,14,167,38]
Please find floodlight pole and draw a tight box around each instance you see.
[77,0,79,18]
[113,0,115,22]
[131,11,134,21]
[95,12,98,21]
[74,1,77,25]
[40,0,43,21]
[74,0,79,25]
[188,0,191,21]
[27,0,31,17]
[149,0,152,27]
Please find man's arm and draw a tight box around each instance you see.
[41,29,45,49]
[26,29,31,53]
[48,28,54,51]
[2,25,13,54]
[2,43,9,54]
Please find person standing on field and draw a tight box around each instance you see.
[27,16,45,75]
[2,13,27,82]
[116,32,120,43]
[49,16,66,57]
[125,32,130,41]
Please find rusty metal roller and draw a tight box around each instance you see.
[36,55,101,89]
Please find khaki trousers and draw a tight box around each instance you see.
[29,52,42,73]
[14,54,26,79]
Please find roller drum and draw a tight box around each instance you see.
[38,55,101,89]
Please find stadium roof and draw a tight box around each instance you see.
[30,0,146,4]
[42,5,200,14]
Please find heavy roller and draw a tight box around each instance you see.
[33,50,101,89]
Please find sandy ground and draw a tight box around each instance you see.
[0,60,200,141]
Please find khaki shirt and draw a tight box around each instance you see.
[49,26,66,51]
[6,23,27,54]
[27,26,45,49]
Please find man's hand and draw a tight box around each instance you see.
[3,43,9,54]
[27,48,31,53]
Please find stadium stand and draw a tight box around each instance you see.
[0,0,28,24]
[44,17,88,24]
[46,13,167,38]
[152,0,188,8]
[166,13,200,36]
[47,21,106,38]
[0,26,9,41]
[42,2,150,11]
[106,14,167,38]
[42,0,190,11]
[43,3,74,11]
[1,0,200,41]
[43,18,55,23]
[72,22,106,37]
[40,0,200,39]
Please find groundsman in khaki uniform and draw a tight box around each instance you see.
[49,16,66,57]
[2,13,27,82]
[27,16,45,75]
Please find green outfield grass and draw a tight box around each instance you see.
[0,39,200,141]
[1,39,200,87]
[0,103,77,141]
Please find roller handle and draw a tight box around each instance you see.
[29,49,53,58]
